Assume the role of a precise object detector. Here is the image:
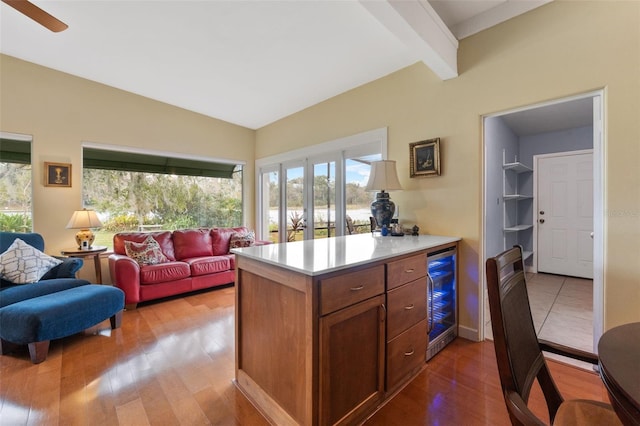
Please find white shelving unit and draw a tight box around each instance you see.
[502,151,534,262]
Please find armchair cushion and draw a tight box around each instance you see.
[0,278,91,308]
[0,239,62,284]
[41,257,83,280]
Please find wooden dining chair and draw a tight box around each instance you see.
[485,246,621,425]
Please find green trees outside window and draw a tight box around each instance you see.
[83,168,243,248]
[0,162,32,232]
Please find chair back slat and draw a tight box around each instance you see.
[486,246,564,424]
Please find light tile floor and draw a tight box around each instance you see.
[485,272,594,369]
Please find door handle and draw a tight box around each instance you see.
[539,210,545,215]
[539,219,545,224]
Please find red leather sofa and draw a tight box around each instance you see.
[108,227,264,308]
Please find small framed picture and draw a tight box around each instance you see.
[410,138,441,177]
[44,162,72,187]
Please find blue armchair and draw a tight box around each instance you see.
[0,232,83,283]
[0,232,121,363]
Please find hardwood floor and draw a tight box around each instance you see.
[0,285,612,425]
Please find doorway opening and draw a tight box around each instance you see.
[482,91,604,361]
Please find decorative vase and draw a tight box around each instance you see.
[370,191,396,229]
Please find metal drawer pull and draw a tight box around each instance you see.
[404,304,415,310]
[404,348,415,356]
[350,285,364,291]
[404,268,415,273]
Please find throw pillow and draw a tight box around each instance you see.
[229,231,256,250]
[0,238,62,284]
[124,235,169,265]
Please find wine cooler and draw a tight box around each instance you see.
[426,246,457,360]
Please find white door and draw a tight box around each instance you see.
[536,151,593,278]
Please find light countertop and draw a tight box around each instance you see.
[232,233,460,276]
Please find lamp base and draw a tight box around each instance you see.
[370,191,396,229]
[75,229,95,250]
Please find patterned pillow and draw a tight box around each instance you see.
[124,235,169,265]
[229,231,256,250]
[0,238,62,284]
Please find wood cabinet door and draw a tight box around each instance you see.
[319,294,386,426]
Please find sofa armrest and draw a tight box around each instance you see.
[41,257,83,280]
[108,254,141,305]
[254,240,272,247]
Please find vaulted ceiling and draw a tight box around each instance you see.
[1,0,551,129]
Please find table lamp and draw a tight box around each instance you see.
[365,160,402,229]
[66,208,102,249]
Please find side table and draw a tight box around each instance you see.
[60,246,108,284]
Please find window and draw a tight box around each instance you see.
[257,128,386,242]
[0,134,32,232]
[82,146,244,248]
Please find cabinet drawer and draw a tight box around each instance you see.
[320,265,385,315]
[386,253,426,290]
[387,278,427,340]
[386,318,427,391]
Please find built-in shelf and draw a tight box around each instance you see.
[502,151,535,268]
[503,162,533,173]
[503,224,533,232]
[503,194,533,201]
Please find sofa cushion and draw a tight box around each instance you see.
[0,238,62,284]
[211,227,249,255]
[185,256,231,277]
[124,235,169,265]
[40,257,84,280]
[229,230,255,249]
[0,278,91,308]
[222,254,236,270]
[0,285,124,345]
[173,229,213,260]
[139,261,190,285]
[113,232,175,261]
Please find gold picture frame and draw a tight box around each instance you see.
[44,162,72,187]
[409,138,441,177]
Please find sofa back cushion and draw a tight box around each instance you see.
[1,232,45,253]
[172,229,213,260]
[113,232,176,261]
[211,227,249,255]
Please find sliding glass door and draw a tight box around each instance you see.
[285,162,305,242]
[309,154,341,239]
[256,128,386,243]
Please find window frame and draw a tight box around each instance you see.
[255,128,388,242]
[0,132,33,233]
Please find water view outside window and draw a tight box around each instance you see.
[83,168,243,249]
[263,158,376,242]
[0,162,32,232]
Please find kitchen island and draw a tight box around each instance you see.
[233,233,460,426]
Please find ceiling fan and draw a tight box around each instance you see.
[2,0,68,32]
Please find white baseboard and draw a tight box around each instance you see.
[458,324,480,342]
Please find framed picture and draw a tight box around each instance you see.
[44,162,72,187]
[409,138,441,177]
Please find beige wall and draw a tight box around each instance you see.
[1,54,256,282]
[1,1,638,331]
[256,1,640,333]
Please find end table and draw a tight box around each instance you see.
[60,246,108,284]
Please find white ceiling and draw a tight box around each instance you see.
[500,97,594,136]
[1,0,553,130]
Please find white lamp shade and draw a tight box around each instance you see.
[365,160,402,191]
[66,208,102,229]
